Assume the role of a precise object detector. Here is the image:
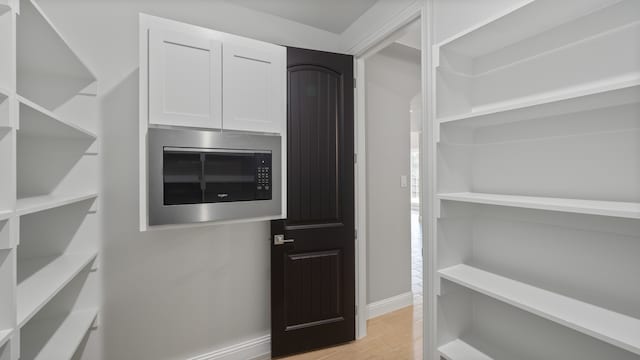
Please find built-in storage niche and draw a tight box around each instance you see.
[16,91,98,203]
[438,97,640,205]
[0,0,103,358]
[433,0,640,359]
[17,200,98,330]
[437,203,640,359]
[435,0,640,121]
[16,0,95,111]
[139,13,287,230]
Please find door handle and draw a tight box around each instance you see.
[274,234,294,245]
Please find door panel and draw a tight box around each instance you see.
[284,250,342,330]
[149,29,222,128]
[287,66,341,225]
[271,47,354,358]
[223,43,285,133]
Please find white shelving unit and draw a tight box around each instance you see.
[0,1,16,359]
[20,309,97,360]
[431,1,640,360]
[0,0,100,359]
[440,264,640,355]
[0,330,10,350]
[437,192,640,219]
[17,252,97,327]
[16,193,98,217]
[438,339,493,360]
[438,76,640,127]
[17,95,97,139]
[0,211,11,222]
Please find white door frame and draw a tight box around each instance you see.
[352,5,436,360]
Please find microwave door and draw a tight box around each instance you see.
[163,150,204,205]
[204,152,257,203]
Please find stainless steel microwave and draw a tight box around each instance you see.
[148,127,282,226]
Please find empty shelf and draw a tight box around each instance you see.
[17,0,95,82]
[0,86,9,101]
[21,309,97,360]
[16,193,97,216]
[438,77,640,126]
[435,0,623,56]
[0,209,11,221]
[17,252,97,327]
[439,339,493,360]
[18,95,97,139]
[437,192,640,219]
[0,328,11,349]
[439,264,640,355]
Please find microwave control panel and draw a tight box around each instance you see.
[256,155,272,200]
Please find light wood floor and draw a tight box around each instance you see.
[282,304,423,360]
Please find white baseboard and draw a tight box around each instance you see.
[367,291,414,319]
[186,334,271,360]
[186,292,412,360]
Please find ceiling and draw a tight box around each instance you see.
[228,0,378,34]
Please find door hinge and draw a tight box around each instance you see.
[355,229,358,239]
[354,153,357,164]
[354,78,357,88]
[355,305,358,315]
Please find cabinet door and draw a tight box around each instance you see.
[223,43,285,133]
[149,29,222,129]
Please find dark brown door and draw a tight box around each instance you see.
[271,47,355,358]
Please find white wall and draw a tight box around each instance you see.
[31,0,423,358]
[37,0,342,94]
[34,1,342,360]
[365,43,420,303]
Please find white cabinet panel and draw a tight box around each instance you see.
[149,29,222,129]
[223,43,284,133]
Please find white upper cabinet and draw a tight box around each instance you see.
[223,43,285,133]
[149,29,222,129]
[144,17,285,134]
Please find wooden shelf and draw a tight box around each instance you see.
[17,0,95,82]
[0,86,9,101]
[16,193,97,217]
[435,0,623,56]
[439,339,493,360]
[0,209,11,221]
[439,264,640,355]
[17,252,97,327]
[21,309,97,360]
[437,192,640,219]
[18,95,97,139]
[0,328,11,349]
[16,0,96,110]
[438,76,640,126]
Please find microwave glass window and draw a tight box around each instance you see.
[162,148,272,206]
[204,153,256,202]
[163,151,203,205]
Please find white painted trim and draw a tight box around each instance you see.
[422,2,438,360]
[354,57,368,339]
[186,335,270,360]
[346,1,423,57]
[367,292,414,319]
[351,0,425,347]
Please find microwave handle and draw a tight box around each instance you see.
[164,147,271,154]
